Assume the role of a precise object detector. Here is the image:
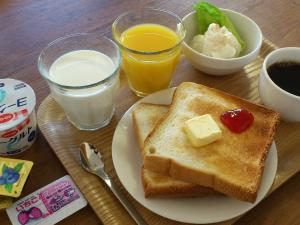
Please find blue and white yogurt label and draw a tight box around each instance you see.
[0,79,37,155]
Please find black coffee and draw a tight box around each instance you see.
[267,61,300,96]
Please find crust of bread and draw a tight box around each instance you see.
[132,102,219,198]
[132,103,168,154]
[143,82,280,202]
[141,167,217,198]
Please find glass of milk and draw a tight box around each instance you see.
[38,33,121,130]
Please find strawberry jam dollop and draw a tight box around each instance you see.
[220,109,254,133]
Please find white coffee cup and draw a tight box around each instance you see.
[259,47,300,122]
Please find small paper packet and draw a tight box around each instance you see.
[0,196,13,210]
[6,175,87,225]
[0,157,33,197]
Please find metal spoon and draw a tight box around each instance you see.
[79,142,147,225]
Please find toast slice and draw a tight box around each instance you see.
[143,82,280,202]
[132,103,217,197]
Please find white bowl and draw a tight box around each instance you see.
[182,9,262,75]
[259,47,300,122]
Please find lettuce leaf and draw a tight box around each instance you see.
[193,2,246,52]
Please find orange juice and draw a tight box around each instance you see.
[120,24,181,96]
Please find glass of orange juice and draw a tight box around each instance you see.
[112,8,185,97]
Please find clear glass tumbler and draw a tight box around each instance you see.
[38,33,121,131]
[112,8,185,97]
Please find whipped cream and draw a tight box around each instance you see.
[190,23,241,59]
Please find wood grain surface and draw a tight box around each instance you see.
[0,0,299,225]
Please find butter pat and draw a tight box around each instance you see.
[184,114,222,147]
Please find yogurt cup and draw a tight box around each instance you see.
[0,79,37,155]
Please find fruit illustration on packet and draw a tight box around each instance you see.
[0,157,33,198]
[18,207,43,225]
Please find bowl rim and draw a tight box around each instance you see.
[182,9,263,62]
[262,47,300,100]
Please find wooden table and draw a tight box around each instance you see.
[0,0,299,224]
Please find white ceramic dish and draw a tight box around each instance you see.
[112,88,277,224]
[259,47,300,122]
[182,9,262,75]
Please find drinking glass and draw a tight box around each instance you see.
[112,8,185,97]
[38,33,121,130]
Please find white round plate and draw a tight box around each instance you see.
[112,88,277,224]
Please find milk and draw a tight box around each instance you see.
[49,50,119,130]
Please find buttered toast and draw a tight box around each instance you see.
[132,103,217,197]
[143,82,280,202]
